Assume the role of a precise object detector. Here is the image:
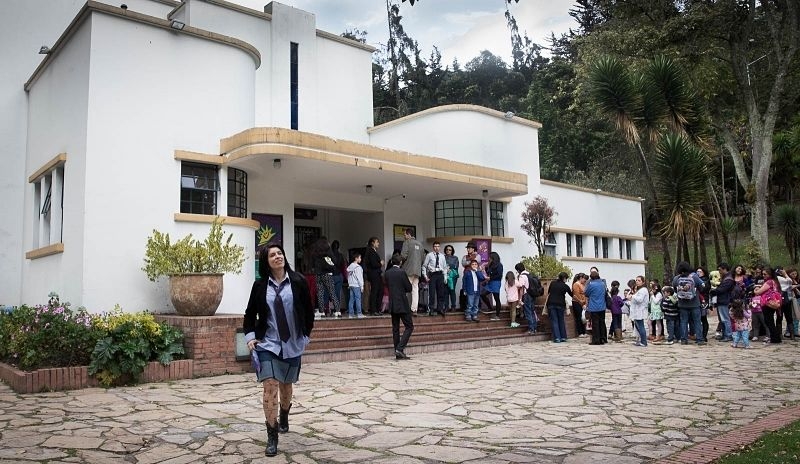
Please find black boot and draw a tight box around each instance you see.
[265,421,279,456]
[279,404,291,433]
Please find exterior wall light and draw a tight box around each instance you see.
[273,158,281,169]
[170,20,186,31]
[365,185,373,194]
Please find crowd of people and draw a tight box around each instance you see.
[559,261,800,349]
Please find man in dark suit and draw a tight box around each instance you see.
[385,255,414,360]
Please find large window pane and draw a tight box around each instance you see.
[434,199,484,236]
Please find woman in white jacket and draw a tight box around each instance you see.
[627,276,650,347]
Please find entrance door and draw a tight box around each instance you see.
[294,226,321,273]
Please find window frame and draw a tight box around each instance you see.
[227,167,247,218]
[489,200,505,236]
[180,162,219,216]
[576,234,584,257]
[290,42,299,130]
[566,233,573,257]
[434,199,484,237]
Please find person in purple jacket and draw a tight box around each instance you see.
[609,286,625,342]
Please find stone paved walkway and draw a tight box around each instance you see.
[1,333,799,463]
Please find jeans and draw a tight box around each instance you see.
[523,294,537,332]
[665,315,679,341]
[717,304,731,338]
[732,329,750,347]
[348,287,362,316]
[634,319,647,346]
[679,307,704,342]
[549,305,567,341]
[466,294,480,320]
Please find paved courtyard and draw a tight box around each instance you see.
[1,331,799,464]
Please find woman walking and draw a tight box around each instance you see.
[628,276,650,347]
[244,243,315,457]
[572,273,587,338]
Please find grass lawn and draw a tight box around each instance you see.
[714,418,800,464]
[646,229,795,279]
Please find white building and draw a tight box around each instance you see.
[0,0,646,313]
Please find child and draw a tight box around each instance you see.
[730,300,752,348]
[463,260,486,322]
[504,271,521,328]
[346,253,364,318]
[649,282,664,342]
[661,286,679,345]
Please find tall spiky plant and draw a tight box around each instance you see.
[774,204,800,264]
[654,134,709,242]
[590,56,704,279]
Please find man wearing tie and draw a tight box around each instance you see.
[423,241,449,316]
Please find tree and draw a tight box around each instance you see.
[521,196,557,260]
[590,55,709,280]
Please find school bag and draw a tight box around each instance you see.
[676,275,696,300]
[527,274,544,298]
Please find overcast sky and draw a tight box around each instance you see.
[237,1,577,65]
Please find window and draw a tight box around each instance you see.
[290,42,299,130]
[602,237,609,258]
[227,167,247,218]
[566,233,573,256]
[576,235,583,257]
[32,165,64,249]
[489,201,504,236]
[181,162,219,215]
[626,239,632,260]
[594,236,599,258]
[544,232,556,257]
[618,238,624,259]
[434,199,483,236]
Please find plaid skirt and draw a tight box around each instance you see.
[255,349,302,384]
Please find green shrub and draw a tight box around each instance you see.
[0,296,102,370]
[0,294,185,388]
[142,217,245,281]
[88,307,185,387]
[520,255,573,279]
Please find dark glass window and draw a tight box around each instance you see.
[576,235,583,257]
[602,237,609,258]
[626,239,632,260]
[489,201,504,236]
[227,167,247,218]
[618,238,624,259]
[180,162,218,215]
[434,199,483,236]
[566,233,572,256]
[594,236,599,258]
[290,42,298,130]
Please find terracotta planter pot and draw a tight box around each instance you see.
[169,273,224,316]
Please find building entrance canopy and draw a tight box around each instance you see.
[194,127,529,202]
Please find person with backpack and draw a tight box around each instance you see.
[515,263,540,335]
[672,261,707,345]
[710,262,736,343]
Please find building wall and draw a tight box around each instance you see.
[21,16,93,306]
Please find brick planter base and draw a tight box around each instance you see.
[0,359,193,394]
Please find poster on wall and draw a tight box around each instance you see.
[472,237,491,270]
[393,224,415,254]
[252,213,283,279]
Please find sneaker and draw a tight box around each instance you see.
[578,334,588,338]
[465,317,472,322]
[666,340,674,345]
[634,342,646,347]
[510,322,520,328]
[347,314,354,318]
[715,331,722,338]
[334,312,341,318]
[680,340,689,345]
[697,341,707,345]
[731,343,737,348]
[472,318,479,323]
[357,313,365,318]
[527,330,536,335]
[744,345,753,349]
[490,316,500,321]
[763,337,770,342]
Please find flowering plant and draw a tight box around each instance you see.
[0,293,185,387]
[0,293,101,370]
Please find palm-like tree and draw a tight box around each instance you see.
[590,56,708,280]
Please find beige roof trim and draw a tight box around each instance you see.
[550,227,646,242]
[196,0,271,19]
[540,179,644,203]
[368,104,543,133]
[174,213,260,229]
[174,150,224,165]
[25,1,261,91]
[561,256,648,265]
[315,30,376,52]
[220,128,528,194]
[29,153,67,183]
[425,235,514,245]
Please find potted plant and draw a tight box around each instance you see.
[142,217,245,316]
